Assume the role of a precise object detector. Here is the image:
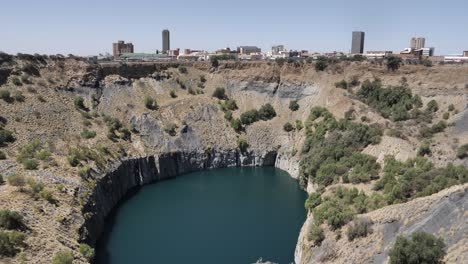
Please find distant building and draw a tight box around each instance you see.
[365,51,393,59]
[112,41,134,59]
[410,37,425,49]
[463,51,468,57]
[162,29,170,54]
[237,46,261,55]
[351,31,365,54]
[271,45,286,55]
[418,47,435,57]
[167,48,180,57]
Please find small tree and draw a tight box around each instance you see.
[230,118,242,132]
[211,57,219,68]
[335,80,348,89]
[237,137,249,153]
[389,231,446,264]
[386,56,402,71]
[178,65,188,74]
[283,122,294,132]
[305,193,322,210]
[426,100,439,113]
[346,218,372,241]
[7,174,26,190]
[307,224,325,245]
[456,144,468,159]
[0,90,13,102]
[315,60,328,72]
[144,96,158,110]
[170,90,177,98]
[289,100,300,111]
[74,96,86,110]
[212,87,227,100]
[52,251,74,264]
[79,243,95,261]
[0,210,24,230]
[240,110,259,125]
[417,143,431,157]
[258,104,276,120]
[0,150,6,160]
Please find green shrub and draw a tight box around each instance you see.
[13,91,25,102]
[258,103,276,120]
[283,122,294,132]
[347,218,372,241]
[442,112,450,120]
[212,87,227,100]
[21,159,38,170]
[81,129,97,139]
[170,90,177,98]
[295,120,303,131]
[144,96,158,110]
[426,99,439,113]
[39,189,55,204]
[289,100,300,111]
[220,99,238,111]
[0,129,15,146]
[305,193,322,210]
[7,174,26,189]
[0,151,6,160]
[0,230,26,257]
[224,110,233,121]
[240,110,259,125]
[0,174,3,184]
[0,210,24,230]
[51,250,74,264]
[457,144,468,159]
[0,90,13,102]
[27,177,44,199]
[356,80,419,121]
[178,65,188,74]
[315,60,328,72]
[74,96,86,110]
[335,80,348,89]
[237,138,249,153]
[386,56,402,71]
[313,198,355,230]
[307,224,325,245]
[448,104,455,112]
[230,118,242,132]
[79,243,95,260]
[417,143,431,157]
[389,231,446,264]
[163,123,177,136]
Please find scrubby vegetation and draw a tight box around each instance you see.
[335,80,348,90]
[289,100,300,111]
[374,156,468,204]
[144,96,158,110]
[307,224,325,245]
[457,144,468,159]
[103,115,131,141]
[81,129,97,139]
[283,122,294,132]
[0,210,24,230]
[0,230,26,257]
[357,79,422,121]
[237,137,249,153]
[163,123,177,136]
[6,174,26,189]
[212,87,227,100]
[386,56,402,71]
[79,243,95,261]
[347,218,372,241]
[240,104,276,126]
[74,96,86,110]
[51,250,74,264]
[0,128,15,146]
[389,231,446,264]
[16,139,51,169]
[299,107,382,187]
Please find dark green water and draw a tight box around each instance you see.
[96,167,307,264]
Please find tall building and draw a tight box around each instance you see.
[271,45,286,55]
[351,31,365,54]
[112,41,134,59]
[410,37,425,49]
[237,46,261,55]
[162,29,170,54]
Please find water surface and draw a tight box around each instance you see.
[96,167,307,264]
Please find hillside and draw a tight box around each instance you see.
[0,54,467,263]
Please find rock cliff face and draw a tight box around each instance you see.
[80,149,278,245]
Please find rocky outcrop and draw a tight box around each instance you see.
[80,149,278,245]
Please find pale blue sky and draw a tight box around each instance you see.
[1,0,467,56]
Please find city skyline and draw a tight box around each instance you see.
[1,0,468,56]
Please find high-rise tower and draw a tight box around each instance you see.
[351,31,365,54]
[162,29,170,54]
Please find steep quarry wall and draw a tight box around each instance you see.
[80,149,279,245]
